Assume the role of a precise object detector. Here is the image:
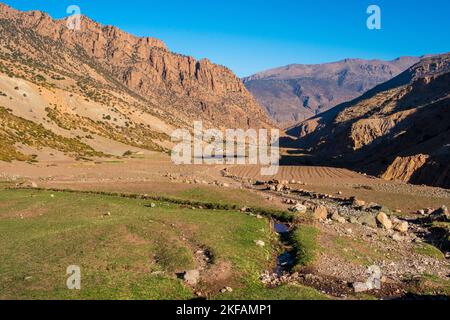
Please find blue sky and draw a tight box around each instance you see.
[2,0,449,77]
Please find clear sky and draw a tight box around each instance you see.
[2,0,449,77]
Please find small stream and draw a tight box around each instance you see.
[273,222,296,275]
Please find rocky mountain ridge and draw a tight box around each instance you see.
[0,3,273,161]
[287,54,450,188]
[244,57,420,125]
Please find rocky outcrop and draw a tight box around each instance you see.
[0,3,273,130]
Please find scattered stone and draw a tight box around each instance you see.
[104,212,111,217]
[349,217,358,224]
[376,212,393,230]
[392,233,404,242]
[357,213,377,228]
[393,220,409,233]
[255,240,265,247]
[352,198,366,207]
[331,212,346,224]
[150,203,156,208]
[221,183,230,188]
[353,282,370,293]
[431,206,449,221]
[18,181,38,188]
[184,270,200,286]
[240,207,249,213]
[289,204,307,214]
[313,205,328,221]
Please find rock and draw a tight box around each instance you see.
[357,213,377,228]
[393,220,409,233]
[376,212,393,230]
[240,207,249,212]
[331,212,346,224]
[431,206,449,221]
[289,204,307,214]
[352,198,366,207]
[417,209,426,215]
[313,206,328,221]
[221,183,230,188]
[150,203,156,208]
[255,240,265,247]
[184,270,200,286]
[275,184,285,192]
[290,180,297,184]
[19,181,38,188]
[392,233,404,242]
[349,217,358,224]
[353,282,369,293]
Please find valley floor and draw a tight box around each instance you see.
[0,154,449,299]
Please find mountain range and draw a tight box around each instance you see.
[286,53,450,188]
[243,57,420,126]
[0,3,448,189]
[0,3,273,161]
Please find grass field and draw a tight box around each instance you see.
[0,188,325,300]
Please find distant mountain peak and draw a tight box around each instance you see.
[243,57,421,126]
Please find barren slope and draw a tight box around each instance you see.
[287,54,450,188]
[0,3,273,162]
[244,57,420,125]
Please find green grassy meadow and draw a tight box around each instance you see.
[0,188,325,300]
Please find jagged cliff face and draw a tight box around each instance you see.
[0,3,274,161]
[0,3,272,131]
[243,58,420,126]
[288,54,450,188]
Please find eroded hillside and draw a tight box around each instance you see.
[288,54,450,188]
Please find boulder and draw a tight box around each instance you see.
[353,282,369,293]
[313,206,328,221]
[393,220,409,233]
[184,270,200,286]
[357,213,377,228]
[391,233,404,242]
[331,212,346,224]
[17,180,38,188]
[376,212,393,230]
[431,206,449,221]
[352,198,366,207]
[290,204,307,214]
